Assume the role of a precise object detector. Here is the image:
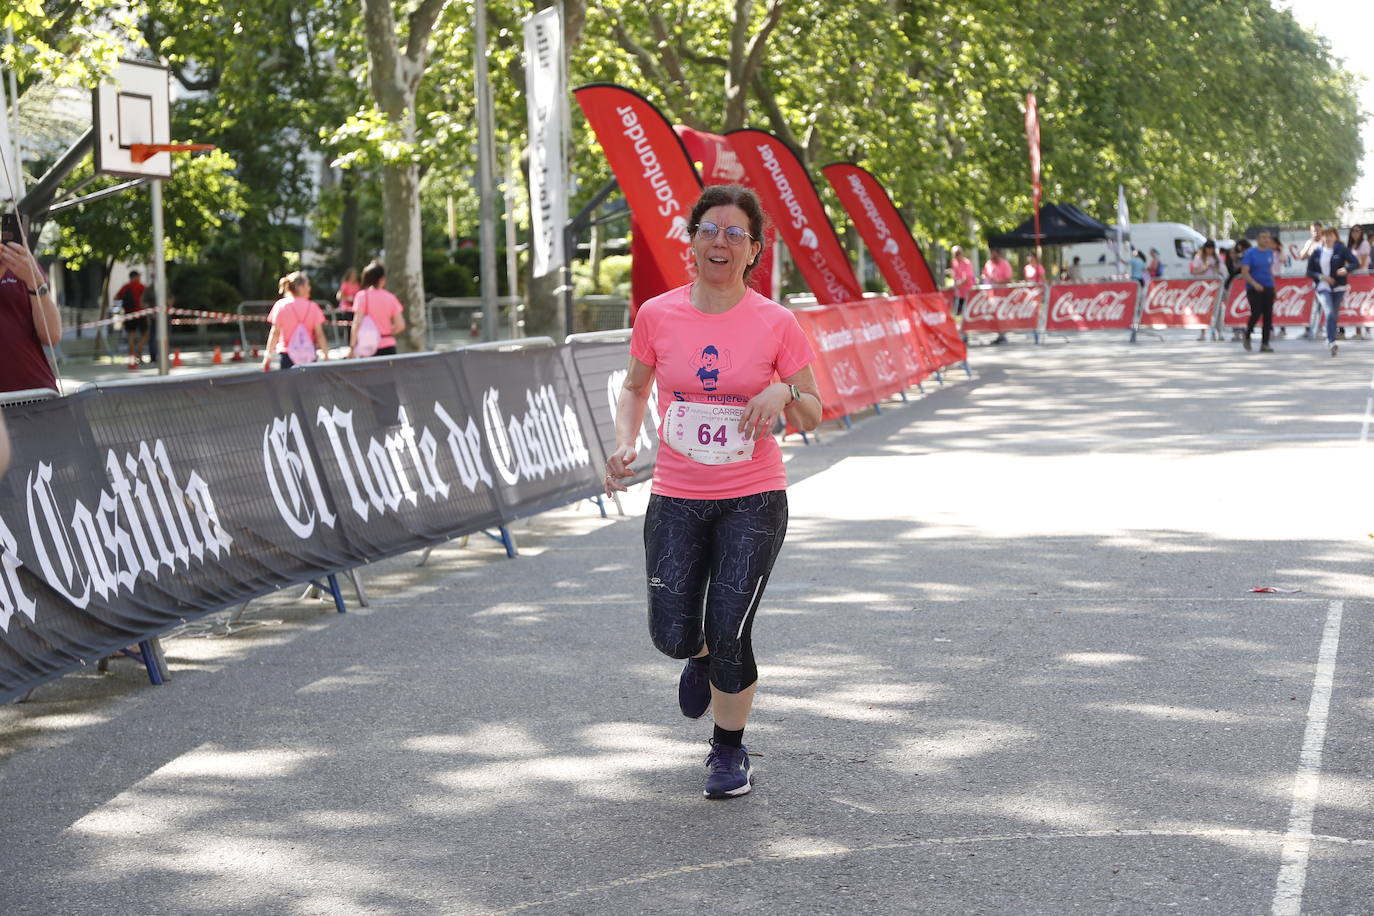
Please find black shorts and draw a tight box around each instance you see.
[643,490,788,693]
[125,317,149,333]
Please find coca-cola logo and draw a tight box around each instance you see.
[1226,281,1312,321]
[1049,289,1132,324]
[965,287,1041,323]
[1343,287,1374,318]
[1145,280,1217,317]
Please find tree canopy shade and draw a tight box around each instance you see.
[986,203,1112,248]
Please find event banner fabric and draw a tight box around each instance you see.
[790,306,877,417]
[0,347,612,702]
[675,125,776,300]
[523,7,567,278]
[1338,275,1374,327]
[845,302,910,403]
[1044,282,1138,332]
[908,294,969,369]
[726,129,862,304]
[1223,276,1314,327]
[867,297,929,387]
[962,284,1045,333]
[564,337,660,486]
[575,84,702,290]
[1139,279,1222,329]
[821,163,937,295]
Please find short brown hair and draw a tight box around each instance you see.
[688,185,768,282]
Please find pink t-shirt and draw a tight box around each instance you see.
[1023,263,1044,283]
[950,258,974,296]
[352,287,404,348]
[630,284,815,500]
[338,280,360,308]
[982,259,1013,284]
[268,297,326,354]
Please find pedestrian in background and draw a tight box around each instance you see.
[981,249,1013,344]
[1023,251,1045,284]
[336,267,360,322]
[1240,230,1277,352]
[348,261,407,358]
[1346,225,1370,339]
[1147,248,1164,280]
[1306,226,1358,357]
[262,271,330,370]
[946,245,974,316]
[1129,249,1147,286]
[114,270,148,368]
[1268,234,1289,337]
[1190,240,1223,340]
[1297,222,1323,262]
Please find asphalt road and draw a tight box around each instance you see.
[2,332,1371,915]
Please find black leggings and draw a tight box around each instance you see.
[1246,286,1275,345]
[643,491,788,694]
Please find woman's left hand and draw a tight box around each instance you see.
[738,383,789,441]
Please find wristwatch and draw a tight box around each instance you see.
[28,283,48,297]
[788,383,801,404]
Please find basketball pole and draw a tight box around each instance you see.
[151,178,168,375]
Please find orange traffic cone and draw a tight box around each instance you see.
[231,339,244,362]
[212,345,223,364]
[172,349,183,368]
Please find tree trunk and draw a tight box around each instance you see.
[339,172,360,276]
[382,162,427,351]
[525,268,563,338]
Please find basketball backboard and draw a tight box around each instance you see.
[93,59,172,180]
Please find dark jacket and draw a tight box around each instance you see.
[1306,243,1361,290]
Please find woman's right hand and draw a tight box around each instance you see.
[605,444,638,495]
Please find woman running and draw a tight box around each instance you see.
[605,185,821,799]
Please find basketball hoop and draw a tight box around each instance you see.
[129,143,215,164]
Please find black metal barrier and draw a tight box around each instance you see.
[0,340,638,702]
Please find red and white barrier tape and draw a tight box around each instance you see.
[73,306,353,333]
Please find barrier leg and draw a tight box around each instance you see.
[1130,326,1139,343]
[346,568,371,607]
[134,639,167,685]
[962,361,972,378]
[610,492,626,517]
[480,526,519,558]
[416,545,437,567]
[842,415,853,429]
[593,495,608,519]
[872,403,881,415]
[899,391,909,402]
[312,574,346,614]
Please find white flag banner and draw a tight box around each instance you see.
[524,7,567,278]
[1116,184,1131,269]
[0,73,20,204]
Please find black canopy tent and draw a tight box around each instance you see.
[986,202,1113,248]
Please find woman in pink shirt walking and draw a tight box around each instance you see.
[262,271,330,370]
[348,260,407,358]
[606,185,822,800]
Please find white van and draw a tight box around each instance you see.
[1062,222,1208,281]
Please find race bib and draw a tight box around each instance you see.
[662,401,754,465]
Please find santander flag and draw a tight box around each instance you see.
[575,84,702,292]
[676,125,775,299]
[726,129,862,304]
[821,163,936,295]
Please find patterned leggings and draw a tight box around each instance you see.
[643,490,789,693]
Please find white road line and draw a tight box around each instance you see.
[1271,598,1345,916]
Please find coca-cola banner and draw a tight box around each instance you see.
[1337,275,1374,327]
[962,283,1045,334]
[1223,276,1314,327]
[675,125,776,300]
[727,129,862,304]
[1139,278,1222,328]
[0,346,617,702]
[790,306,876,417]
[908,293,969,370]
[576,84,702,293]
[821,163,937,295]
[1044,282,1138,332]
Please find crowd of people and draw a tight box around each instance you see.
[943,220,1373,355]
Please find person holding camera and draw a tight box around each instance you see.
[0,217,61,393]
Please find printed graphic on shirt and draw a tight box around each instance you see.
[689,345,731,392]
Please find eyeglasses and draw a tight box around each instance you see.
[694,221,756,246]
